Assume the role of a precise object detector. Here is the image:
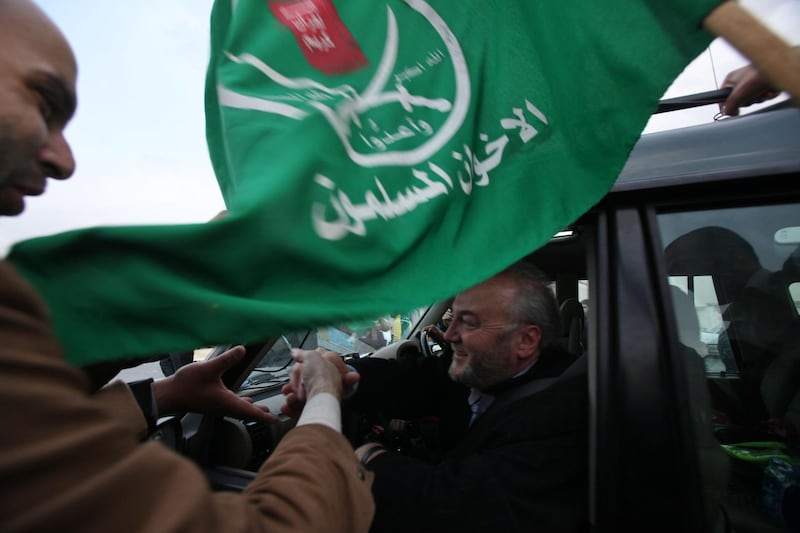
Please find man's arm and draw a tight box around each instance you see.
[150,345,276,423]
[346,354,455,419]
[283,347,454,419]
[720,46,799,117]
[92,345,276,435]
[0,262,373,533]
[240,350,375,532]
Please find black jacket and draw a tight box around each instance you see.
[348,346,588,533]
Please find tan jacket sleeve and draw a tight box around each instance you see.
[94,379,152,439]
[0,261,374,533]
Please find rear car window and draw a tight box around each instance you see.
[658,201,800,531]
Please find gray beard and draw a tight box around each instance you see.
[448,356,508,391]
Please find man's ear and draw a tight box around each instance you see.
[515,324,542,362]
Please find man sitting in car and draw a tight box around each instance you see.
[285,258,588,532]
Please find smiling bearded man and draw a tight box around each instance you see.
[285,258,589,532]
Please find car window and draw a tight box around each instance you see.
[239,333,306,395]
[658,202,800,531]
[316,308,427,354]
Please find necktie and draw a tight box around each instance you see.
[467,389,493,426]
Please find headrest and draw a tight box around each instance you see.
[559,298,584,336]
[664,226,760,278]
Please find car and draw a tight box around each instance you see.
[139,97,800,532]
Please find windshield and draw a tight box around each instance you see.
[238,307,428,396]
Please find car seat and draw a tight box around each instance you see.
[759,324,800,440]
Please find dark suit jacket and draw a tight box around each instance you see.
[349,346,588,533]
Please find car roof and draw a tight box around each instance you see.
[532,102,800,281]
[614,101,800,192]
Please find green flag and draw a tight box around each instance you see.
[8,0,722,366]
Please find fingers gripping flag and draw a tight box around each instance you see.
[8,0,723,365]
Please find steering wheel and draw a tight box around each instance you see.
[419,327,452,359]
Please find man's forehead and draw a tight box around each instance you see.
[0,0,77,84]
[453,276,517,313]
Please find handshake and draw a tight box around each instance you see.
[279,348,361,418]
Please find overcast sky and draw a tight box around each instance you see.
[1,0,797,255]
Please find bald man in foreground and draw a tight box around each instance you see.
[0,2,373,531]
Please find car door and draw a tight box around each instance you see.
[587,202,709,530]
[587,186,800,531]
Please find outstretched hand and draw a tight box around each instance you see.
[280,349,360,419]
[152,345,276,424]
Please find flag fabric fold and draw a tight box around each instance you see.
[8,0,722,366]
